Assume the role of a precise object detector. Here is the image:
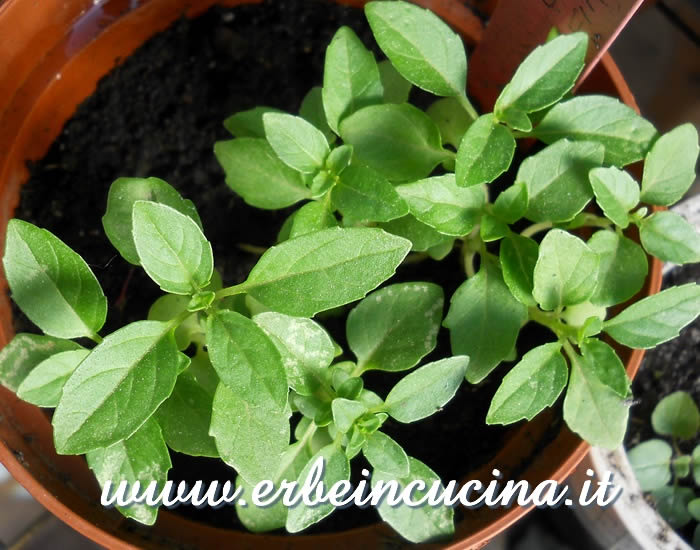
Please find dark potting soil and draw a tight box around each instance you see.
[624,261,700,546]
[10,0,517,535]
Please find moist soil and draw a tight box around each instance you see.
[11,0,536,535]
[624,262,700,546]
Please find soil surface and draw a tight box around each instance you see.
[11,0,516,535]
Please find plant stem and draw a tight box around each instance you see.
[528,307,577,342]
[521,221,552,238]
[458,93,479,122]
[236,243,267,256]
[214,282,248,300]
[88,332,103,345]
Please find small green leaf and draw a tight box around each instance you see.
[339,103,449,182]
[641,123,699,206]
[156,372,218,457]
[299,88,336,144]
[651,486,694,528]
[426,239,454,261]
[589,167,640,228]
[380,214,453,251]
[325,144,353,176]
[214,138,310,209]
[444,260,528,382]
[691,499,700,522]
[288,201,338,239]
[17,349,89,407]
[132,201,213,295]
[486,343,567,425]
[518,139,603,223]
[363,430,409,477]
[580,339,629,398]
[365,1,466,97]
[3,219,107,339]
[673,455,691,479]
[493,183,528,224]
[322,26,383,133]
[331,398,368,433]
[426,97,473,148]
[533,229,599,311]
[495,32,587,117]
[456,114,515,188]
[500,233,538,307]
[498,107,532,133]
[604,284,700,348]
[640,211,700,265]
[224,106,283,138]
[396,174,483,237]
[563,348,629,449]
[263,113,330,174]
[378,59,412,103]
[372,456,454,543]
[286,445,350,532]
[86,417,171,526]
[627,439,673,491]
[480,214,509,242]
[244,227,411,317]
[534,96,658,166]
[652,391,700,440]
[0,334,82,392]
[587,231,648,307]
[52,321,185,454]
[385,356,468,423]
[347,282,443,373]
[102,177,202,265]
[253,312,335,396]
[332,163,408,224]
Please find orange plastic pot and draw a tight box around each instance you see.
[0,0,662,548]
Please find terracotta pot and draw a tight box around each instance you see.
[0,0,662,548]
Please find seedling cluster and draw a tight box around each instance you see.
[1,0,700,542]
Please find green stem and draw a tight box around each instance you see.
[236,243,267,256]
[214,282,248,300]
[88,332,103,345]
[521,221,553,238]
[528,307,577,342]
[464,250,476,278]
[458,93,479,122]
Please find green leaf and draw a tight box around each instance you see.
[580,339,629,398]
[325,144,353,176]
[694,445,700,485]
[288,201,338,239]
[495,32,587,117]
[627,439,673,491]
[86,417,171,526]
[426,239,454,261]
[299,88,336,144]
[102,177,202,265]
[651,391,700,440]
[339,103,449,182]
[589,167,640,228]
[147,294,202,351]
[673,455,691,479]
[487,343,567,425]
[498,107,532,133]
[331,398,368,433]
[426,97,473,148]
[456,114,515,188]
[444,260,528,382]
[347,282,444,372]
[518,139,603,223]
[396,174,484,236]
[322,26,383,133]
[562,348,629,449]
[3,219,107,339]
[0,334,82,392]
[224,106,283,138]
[533,229,599,311]
[587,231,648,307]
[365,1,466,97]
[132,201,213,295]
[493,183,528,224]
[640,211,700,265]
[641,123,699,206]
[253,312,335,396]
[385,356,468,423]
[480,214,509,242]
[500,233,538,307]
[378,59,412,103]
[244,227,411,317]
[534,96,658,166]
[603,283,700,348]
[214,138,310,209]
[363,430,409,477]
[651,486,694,528]
[332,163,408,224]
[372,456,454,543]
[17,349,89,407]
[380,214,452,251]
[52,321,185,454]
[156,372,218,457]
[286,445,350,532]
[263,112,330,174]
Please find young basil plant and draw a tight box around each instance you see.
[2,0,700,544]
